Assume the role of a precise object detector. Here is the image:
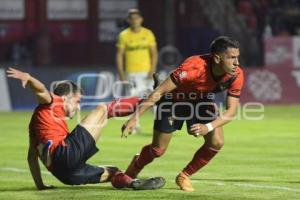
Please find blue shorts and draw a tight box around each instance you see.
[51,125,104,185]
[154,98,218,133]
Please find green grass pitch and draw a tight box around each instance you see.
[0,105,300,200]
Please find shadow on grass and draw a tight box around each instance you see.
[194,178,300,184]
[132,132,153,137]
[0,184,180,193]
[0,185,117,192]
[0,186,35,192]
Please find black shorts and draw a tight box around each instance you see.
[154,98,218,133]
[51,125,105,185]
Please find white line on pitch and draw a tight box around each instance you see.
[235,183,300,192]
[0,167,51,175]
[191,180,300,193]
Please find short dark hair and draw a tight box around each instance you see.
[53,80,83,96]
[210,36,240,54]
[127,8,142,18]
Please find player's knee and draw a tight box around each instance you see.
[151,146,166,158]
[95,104,107,117]
[210,139,224,150]
[96,104,106,113]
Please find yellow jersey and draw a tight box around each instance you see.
[117,27,156,73]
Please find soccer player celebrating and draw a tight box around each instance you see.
[6,68,165,190]
[122,36,244,192]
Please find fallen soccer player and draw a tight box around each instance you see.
[6,67,165,190]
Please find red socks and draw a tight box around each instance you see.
[135,144,165,169]
[111,171,133,189]
[132,144,217,177]
[182,145,219,176]
[106,97,142,118]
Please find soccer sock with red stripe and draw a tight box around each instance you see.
[135,144,165,169]
[106,97,142,118]
[182,145,219,176]
[111,171,133,188]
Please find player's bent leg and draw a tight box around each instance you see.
[125,130,172,178]
[80,97,143,142]
[125,144,166,178]
[51,124,102,172]
[183,127,224,175]
[203,126,224,150]
[53,163,109,185]
[79,104,108,142]
[106,97,142,118]
[176,127,224,191]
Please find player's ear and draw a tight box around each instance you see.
[213,54,221,64]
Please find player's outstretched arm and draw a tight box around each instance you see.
[27,136,55,190]
[121,77,177,137]
[6,67,52,104]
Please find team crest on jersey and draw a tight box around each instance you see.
[216,75,237,92]
[168,117,174,126]
[179,71,187,80]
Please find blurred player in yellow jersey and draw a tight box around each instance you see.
[116,9,158,97]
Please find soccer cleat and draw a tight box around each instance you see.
[111,172,166,190]
[131,177,166,190]
[175,172,195,192]
[125,154,142,179]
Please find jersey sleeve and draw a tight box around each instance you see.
[116,32,126,49]
[228,68,244,98]
[39,93,59,108]
[37,93,54,106]
[170,56,202,86]
[147,30,157,47]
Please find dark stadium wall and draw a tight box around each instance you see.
[0,0,168,66]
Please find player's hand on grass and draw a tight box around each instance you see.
[189,123,209,137]
[6,67,31,88]
[121,118,137,138]
[37,184,56,190]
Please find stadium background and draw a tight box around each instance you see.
[0,0,300,110]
